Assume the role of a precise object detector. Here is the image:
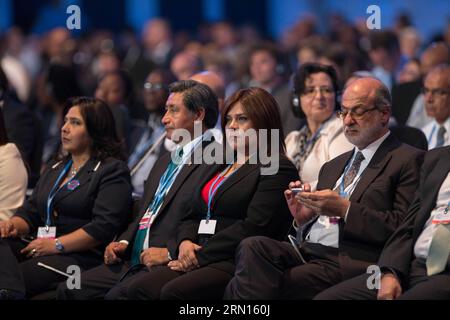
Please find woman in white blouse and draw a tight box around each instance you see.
[286,63,353,190]
[0,107,27,221]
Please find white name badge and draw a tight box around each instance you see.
[198,219,217,235]
[37,227,56,239]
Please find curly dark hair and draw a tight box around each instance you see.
[62,97,126,161]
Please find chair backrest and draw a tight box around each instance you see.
[390,125,428,151]
[28,111,44,188]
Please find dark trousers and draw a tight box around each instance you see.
[315,258,450,300]
[57,261,134,299]
[106,264,233,300]
[224,236,342,300]
[58,261,233,300]
[0,238,101,298]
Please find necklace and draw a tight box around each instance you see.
[69,165,78,179]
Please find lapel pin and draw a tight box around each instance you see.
[67,179,80,191]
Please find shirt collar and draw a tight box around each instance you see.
[178,130,213,161]
[432,117,450,133]
[356,130,391,163]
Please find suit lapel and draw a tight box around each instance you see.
[139,153,171,211]
[349,134,399,202]
[211,163,259,208]
[414,150,450,236]
[52,159,97,204]
[319,151,353,190]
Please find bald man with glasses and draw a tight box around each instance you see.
[225,77,425,300]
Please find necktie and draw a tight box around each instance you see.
[343,151,365,190]
[426,223,450,276]
[436,126,446,148]
[130,148,183,265]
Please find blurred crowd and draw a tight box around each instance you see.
[1,13,450,187]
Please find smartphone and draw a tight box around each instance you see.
[291,187,304,195]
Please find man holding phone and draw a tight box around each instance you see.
[225,77,425,299]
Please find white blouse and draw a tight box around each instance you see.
[0,143,28,220]
[285,115,353,191]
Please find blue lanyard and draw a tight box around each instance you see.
[339,151,358,197]
[148,159,183,214]
[427,124,437,146]
[206,164,234,221]
[46,160,74,228]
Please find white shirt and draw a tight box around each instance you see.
[414,171,450,259]
[406,94,433,130]
[142,132,212,249]
[304,131,391,248]
[421,118,450,150]
[0,143,28,221]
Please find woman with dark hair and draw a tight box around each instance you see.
[0,97,132,298]
[106,87,299,300]
[95,70,133,151]
[287,63,352,190]
[0,107,28,221]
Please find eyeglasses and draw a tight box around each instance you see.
[301,86,335,97]
[143,82,166,91]
[337,106,379,120]
[422,87,450,97]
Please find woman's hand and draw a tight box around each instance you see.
[104,241,128,265]
[174,240,202,272]
[0,220,19,238]
[20,238,58,258]
[284,181,316,226]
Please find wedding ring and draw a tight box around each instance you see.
[31,248,37,256]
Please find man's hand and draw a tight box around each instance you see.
[104,241,128,265]
[20,238,58,257]
[0,220,19,238]
[298,189,350,218]
[377,273,402,300]
[140,247,170,268]
[284,181,316,225]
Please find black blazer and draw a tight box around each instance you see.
[312,133,424,279]
[120,140,219,259]
[14,157,132,252]
[378,146,450,279]
[174,155,299,273]
[2,95,36,162]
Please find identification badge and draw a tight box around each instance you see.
[198,219,217,235]
[37,226,56,239]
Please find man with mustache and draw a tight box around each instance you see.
[225,77,424,299]
[57,80,219,299]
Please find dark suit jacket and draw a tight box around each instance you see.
[14,157,132,255]
[174,155,299,273]
[2,95,35,162]
[311,133,424,279]
[120,140,218,259]
[378,146,450,280]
